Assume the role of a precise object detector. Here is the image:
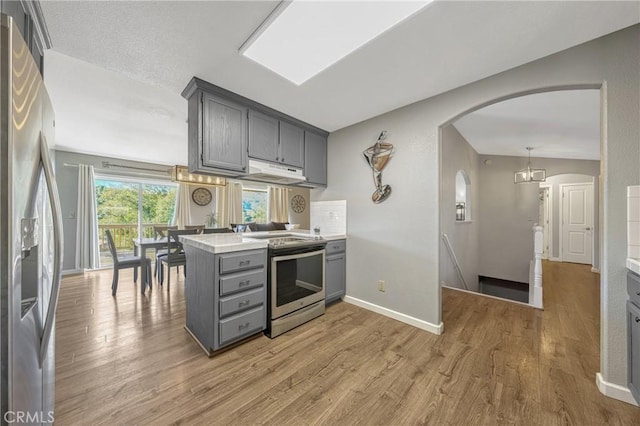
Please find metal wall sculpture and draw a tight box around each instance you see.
[363,131,395,204]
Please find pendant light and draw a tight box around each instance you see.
[514,147,546,184]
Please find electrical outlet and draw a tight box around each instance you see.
[378,280,385,292]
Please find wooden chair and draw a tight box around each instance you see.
[153,225,178,278]
[202,227,234,234]
[105,230,151,296]
[153,225,177,239]
[157,229,199,289]
[184,224,205,233]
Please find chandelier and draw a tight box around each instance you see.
[514,147,546,184]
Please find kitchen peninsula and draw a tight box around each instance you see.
[181,231,347,355]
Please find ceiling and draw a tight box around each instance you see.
[40,1,638,166]
[453,90,601,160]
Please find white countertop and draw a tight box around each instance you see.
[628,258,640,275]
[180,230,347,254]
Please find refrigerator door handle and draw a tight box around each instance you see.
[39,132,63,366]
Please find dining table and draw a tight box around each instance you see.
[133,237,177,294]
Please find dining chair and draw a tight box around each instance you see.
[153,225,178,239]
[157,229,199,289]
[202,227,234,234]
[153,225,178,278]
[105,229,152,296]
[184,224,205,233]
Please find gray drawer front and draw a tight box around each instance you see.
[219,307,265,346]
[629,271,640,306]
[220,288,264,317]
[220,250,265,274]
[325,239,346,254]
[220,268,265,296]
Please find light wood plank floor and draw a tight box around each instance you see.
[55,261,639,425]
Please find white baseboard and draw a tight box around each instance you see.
[62,268,83,276]
[591,267,600,273]
[596,372,638,406]
[549,257,562,262]
[343,295,443,335]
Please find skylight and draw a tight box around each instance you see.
[240,0,432,85]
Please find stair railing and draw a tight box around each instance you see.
[442,233,469,290]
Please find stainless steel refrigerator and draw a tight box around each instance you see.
[1,14,63,424]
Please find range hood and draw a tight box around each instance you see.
[245,159,306,185]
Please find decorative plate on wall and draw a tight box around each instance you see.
[291,194,306,213]
[192,187,212,206]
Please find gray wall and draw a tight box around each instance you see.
[440,125,480,291]
[477,155,600,283]
[544,173,600,264]
[55,150,214,271]
[314,25,639,388]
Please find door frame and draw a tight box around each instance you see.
[559,181,594,266]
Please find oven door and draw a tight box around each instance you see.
[271,247,326,319]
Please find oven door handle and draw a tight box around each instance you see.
[271,248,326,262]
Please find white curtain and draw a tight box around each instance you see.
[215,182,243,227]
[172,183,192,229]
[267,186,289,222]
[75,164,100,270]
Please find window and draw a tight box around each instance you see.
[242,189,267,223]
[455,170,471,221]
[95,177,177,266]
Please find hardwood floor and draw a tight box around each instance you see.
[55,261,639,425]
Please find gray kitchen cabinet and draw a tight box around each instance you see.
[303,131,327,187]
[628,271,640,404]
[183,78,328,183]
[279,121,305,168]
[248,109,279,162]
[248,113,304,169]
[200,93,248,174]
[184,245,267,355]
[1,1,50,74]
[325,240,346,304]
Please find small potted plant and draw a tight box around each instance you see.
[205,212,217,229]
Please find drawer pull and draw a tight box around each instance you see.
[636,317,640,323]
[239,280,251,287]
[238,322,251,330]
[239,300,251,307]
[239,260,251,267]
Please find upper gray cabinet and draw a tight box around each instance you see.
[248,112,304,169]
[304,131,327,186]
[1,1,51,74]
[279,121,304,168]
[248,110,279,162]
[182,78,328,185]
[201,93,248,173]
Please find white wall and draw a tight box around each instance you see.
[440,125,480,291]
[314,25,639,388]
[477,156,600,283]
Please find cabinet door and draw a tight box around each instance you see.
[325,253,345,304]
[248,110,279,162]
[304,131,327,186]
[629,301,640,404]
[201,93,247,173]
[279,121,305,168]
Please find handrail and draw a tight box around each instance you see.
[442,233,469,290]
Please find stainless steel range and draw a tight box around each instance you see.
[251,234,327,337]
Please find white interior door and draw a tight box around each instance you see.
[561,183,593,264]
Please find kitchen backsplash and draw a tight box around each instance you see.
[310,200,347,236]
[629,186,640,259]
